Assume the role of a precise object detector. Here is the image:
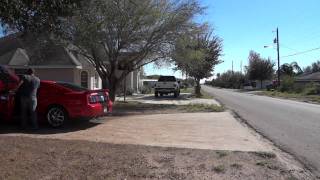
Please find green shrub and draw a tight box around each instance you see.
[293,84,304,93]
[280,76,295,92]
[140,86,152,94]
[303,83,320,95]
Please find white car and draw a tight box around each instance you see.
[154,76,180,98]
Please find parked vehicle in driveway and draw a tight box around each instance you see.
[154,76,180,98]
[0,67,112,127]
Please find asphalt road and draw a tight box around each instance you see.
[202,85,320,175]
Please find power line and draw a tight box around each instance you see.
[281,47,320,58]
[280,43,319,59]
[280,44,298,52]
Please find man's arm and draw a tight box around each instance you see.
[11,77,24,93]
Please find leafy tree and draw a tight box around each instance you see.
[303,61,320,74]
[303,66,313,74]
[280,61,302,76]
[60,0,202,101]
[172,25,223,96]
[311,61,320,72]
[0,0,202,101]
[212,71,245,89]
[0,0,82,66]
[0,0,80,34]
[247,50,275,88]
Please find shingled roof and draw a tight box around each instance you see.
[0,33,82,68]
[296,72,320,82]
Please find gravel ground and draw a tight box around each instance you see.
[0,136,306,180]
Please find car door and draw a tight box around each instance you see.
[0,71,19,122]
[0,92,14,122]
[36,82,67,120]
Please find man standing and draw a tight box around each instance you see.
[17,68,40,130]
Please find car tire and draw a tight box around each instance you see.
[155,92,159,98]
[174,91,178,98]
[160,93,163,97]
[46,106,68,128]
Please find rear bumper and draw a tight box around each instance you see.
[155,88,177,93]
[68,101,113,119]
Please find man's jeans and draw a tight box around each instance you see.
[20,97,38,129]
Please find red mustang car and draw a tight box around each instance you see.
[0,66,112,127]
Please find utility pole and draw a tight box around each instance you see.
[232,60,234,74]
[276,28,280,86]
[240,60,243,74]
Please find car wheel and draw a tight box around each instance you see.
[174,92,178,98]
[160,93,163,97]
[46,106,68,127]
[155,92,159,97]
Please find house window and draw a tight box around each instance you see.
[80,71,88,88]
[94,73,99,88]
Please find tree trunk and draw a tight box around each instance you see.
[102,76,118,102]
[195,79,201,97]
[260,80,263,89]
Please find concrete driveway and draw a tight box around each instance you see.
[5,112,270,152]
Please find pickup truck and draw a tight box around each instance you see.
[154,76,180,98]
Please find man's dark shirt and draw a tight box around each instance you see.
[18,75,40,99]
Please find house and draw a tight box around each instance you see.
[295,72,320,85]
[253,80,272,89]
[140,79,158,89]
[0,34,141,92]
[242,80,271,90]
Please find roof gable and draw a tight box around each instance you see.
[9,48,30,66]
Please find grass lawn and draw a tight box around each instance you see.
[182,103,224,112]
[180,87,214,99]
[180,87,194,94]
[112,101,224,116]
[257,90,320,104]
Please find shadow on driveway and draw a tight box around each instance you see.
[134,93,192,101]
[0,118,103,135]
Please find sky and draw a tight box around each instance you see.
[2,1,320,79]
[145,0,320,78]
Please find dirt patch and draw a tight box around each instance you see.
[0,136,306,180]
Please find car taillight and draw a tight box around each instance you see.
[88,92,107,104]
[88,95,97,104]
[0,95,9,101]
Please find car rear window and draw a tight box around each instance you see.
[0,67,17,83]
[57,82,88,92]
[158,76,176,82]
